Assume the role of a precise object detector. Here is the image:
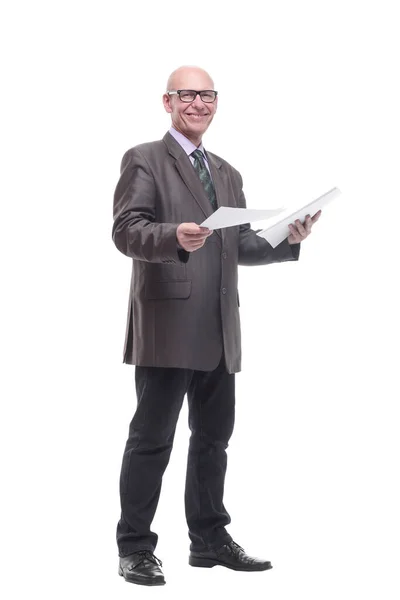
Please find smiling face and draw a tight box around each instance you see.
[163,66,218,147]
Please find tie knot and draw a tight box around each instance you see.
[191,149,204,160]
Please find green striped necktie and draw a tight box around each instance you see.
[191,149,217,211]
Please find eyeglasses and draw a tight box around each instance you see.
[167,89,218,103]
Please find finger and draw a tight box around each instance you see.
[183,231,211,239]
[294,219,307,237]
[305,215,312,234]
[311,210,322,223]
[189,242,206,252]
[184,227,210,235]
[188,237,207,247]
[288,224,301,242]
[183,226,210,235]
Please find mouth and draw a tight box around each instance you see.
[185,113,209,119]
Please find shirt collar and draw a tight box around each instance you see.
[169,127,207,159]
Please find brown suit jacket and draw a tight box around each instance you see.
[112,131,300,373]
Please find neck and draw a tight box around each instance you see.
[188,135,203,147]
[173,125,202,147]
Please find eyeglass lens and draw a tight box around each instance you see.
[179,90,216,102]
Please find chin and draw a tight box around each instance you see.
[190,128,208,139]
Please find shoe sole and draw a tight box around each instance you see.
[118,566,166,586]
[189,556,273,571]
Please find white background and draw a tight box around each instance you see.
[1,1,399,598]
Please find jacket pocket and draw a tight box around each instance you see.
[145,280,192,300]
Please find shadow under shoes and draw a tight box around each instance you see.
[189,540,272,572]
[119,550,165,586]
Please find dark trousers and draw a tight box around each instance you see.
[116,353,235,557]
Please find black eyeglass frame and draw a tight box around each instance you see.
[167,89,218,103]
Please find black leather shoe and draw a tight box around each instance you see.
[118,550,166,586]
[189,540,272,572]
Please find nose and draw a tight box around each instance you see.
[191,93,205,108]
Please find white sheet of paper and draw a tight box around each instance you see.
[200,206,285,230]
[256,187,341,248]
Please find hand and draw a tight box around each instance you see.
[288,210,322,245]
[176,222,213,252]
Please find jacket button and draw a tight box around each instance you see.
[222,287,227,294]
[222,252,227,259]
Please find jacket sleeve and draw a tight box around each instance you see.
[236,172,300,266]
[112,147,189,263]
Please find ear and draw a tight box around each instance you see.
[162,93,172,114]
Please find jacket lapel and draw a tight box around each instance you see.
[163,132,224,242]
[175,155,214,221]
[163,132,211,217]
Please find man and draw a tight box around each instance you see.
[112,65,321,587]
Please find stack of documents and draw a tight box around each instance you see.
[200,206,284,229]
[200,187,341,248]
[256,187,341,247]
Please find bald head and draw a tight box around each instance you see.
[166,65,214,91]
[163,65,218,147]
